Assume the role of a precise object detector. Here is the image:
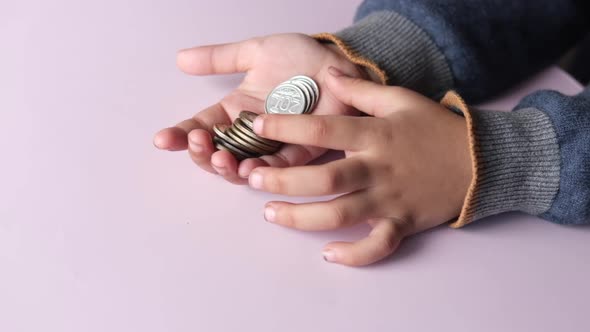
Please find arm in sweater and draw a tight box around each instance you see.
[446,86,590,226]
[316,0,589,102]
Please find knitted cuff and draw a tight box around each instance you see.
[315,11,453,99]
[441,92,561,227]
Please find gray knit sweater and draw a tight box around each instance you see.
[316,0,590,226]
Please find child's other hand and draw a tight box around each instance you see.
[248,67,473,266]
[153,34,368,184]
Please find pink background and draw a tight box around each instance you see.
[1,1,589,331]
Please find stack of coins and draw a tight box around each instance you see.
[213,75,319,160]
[265,75,319,115]
[213,111,282,160]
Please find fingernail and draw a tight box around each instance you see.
[253,116,264,135]
[264,205,276,223]
[322,249,336,262]
[328,66,346,77]
[249,171,263,189]
[153,136,166,149]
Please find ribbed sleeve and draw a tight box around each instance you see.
[464,109,560,221]
[443,87,590,227]
[315,11,453,99]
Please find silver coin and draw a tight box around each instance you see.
[290,79,314,110]
[288,80,313,114]
[291,75,319,104]
[265,83,306,115]
[290,78,317,113]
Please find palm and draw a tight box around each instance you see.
[155,33,365,183]
[225,34,360,120]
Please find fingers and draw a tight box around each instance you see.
[210,150,248,185]
[177,40,255,75]
[155,103,231,173]
[187,129,217,173]
[154,127,193,151]
[325,67,396,117]
[326,67,433,118]
[263,190,376,231]
[154,103,230,151]
[322,218,404,266]
[249,158,371,196]
[237,144,325,178]
[253,114,376,151]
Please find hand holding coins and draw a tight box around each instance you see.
[212,75,320,160]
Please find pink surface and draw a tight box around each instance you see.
[1,1,589,332]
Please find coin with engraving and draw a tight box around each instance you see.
[265,83,306,115]
[291,75,319,102]
[212,76,320,160]
[294,78,318,112]
[289,80,314,114]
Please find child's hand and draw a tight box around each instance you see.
[153,34,369,184]
[248,68,473,266]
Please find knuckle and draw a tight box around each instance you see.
[278,207,296,228]
[188,148,206,163]
[308,117,330,143]
[261,115,280,138]
[381,234,399,255]
[319,168,344,193]
[374,120,394,144]
[386,188,404,203]
[327,204,348,228]
[264,172,285,193]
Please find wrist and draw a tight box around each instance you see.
[324,43,381,83]
[440,91,562,228]
[313,32,387,85]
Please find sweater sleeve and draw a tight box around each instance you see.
[315,0,589,102]
[442,86,590,227]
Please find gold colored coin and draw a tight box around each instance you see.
[213,125,258,159]
[226,126,271,155]
[213,124,234,142]
[233,118,282,149]
[213,137,255,160]
[238,111,259,129]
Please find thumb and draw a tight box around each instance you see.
[177,40,254,75]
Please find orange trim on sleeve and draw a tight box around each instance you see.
[313,33,388,85]
[440,91,479,228]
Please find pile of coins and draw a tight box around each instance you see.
[212,75,319,160]
[265,75,319,115]
[212,111,282,160]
